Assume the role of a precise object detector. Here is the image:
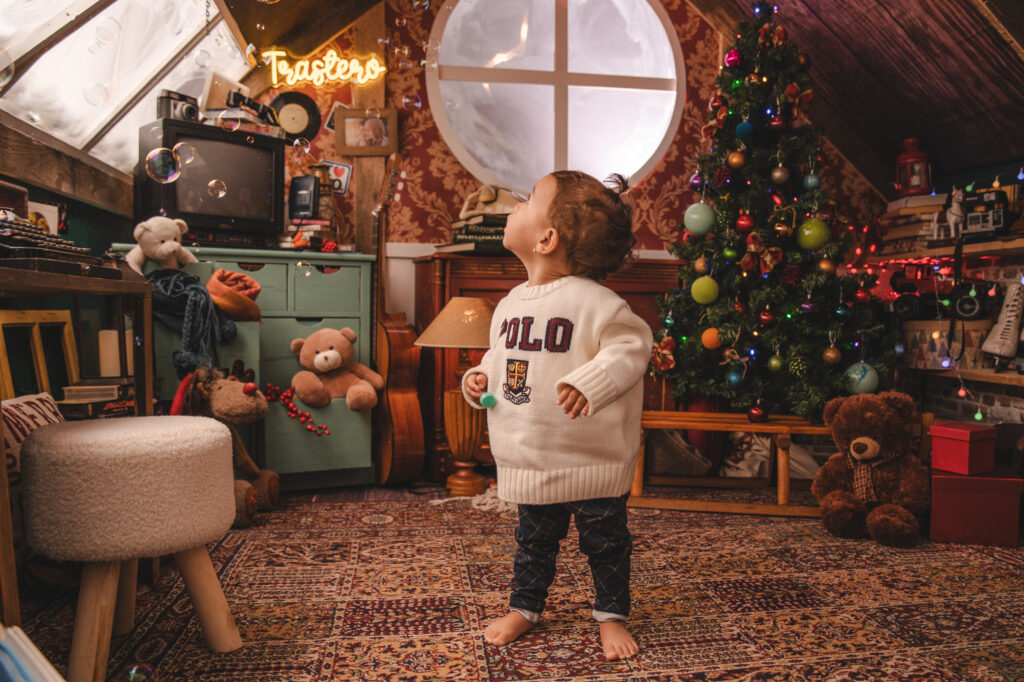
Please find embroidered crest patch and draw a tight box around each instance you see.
[502,359,531,405]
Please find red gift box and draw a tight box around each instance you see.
[930,468,1023,547]
[929,421,996,475]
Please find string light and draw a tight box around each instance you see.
[992,174,1001,189]
[1018,167,1024,181]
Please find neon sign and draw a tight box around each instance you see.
[261,49,386,88]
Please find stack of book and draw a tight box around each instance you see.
[434,214,510,254]
[876,193,947,256]
[57,378,136,420]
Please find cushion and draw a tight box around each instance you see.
[2,393,64,563]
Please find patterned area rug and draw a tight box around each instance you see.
[19,487,1024,681]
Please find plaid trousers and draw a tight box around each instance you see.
[510,492,632,618]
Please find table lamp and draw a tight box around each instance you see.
[414,297,495,497]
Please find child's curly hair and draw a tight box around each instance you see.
[547,170,637,281]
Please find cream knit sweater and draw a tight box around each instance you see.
[462,276,653,504]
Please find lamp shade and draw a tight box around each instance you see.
[414,297,495,349]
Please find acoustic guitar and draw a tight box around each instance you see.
[372,155,425,484]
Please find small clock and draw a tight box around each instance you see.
[269,91,321,142]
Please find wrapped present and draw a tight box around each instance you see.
[901,320,992,370]
[930,421,996,475]
[930,468,1023,547]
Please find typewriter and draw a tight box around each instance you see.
[0,207,121,278]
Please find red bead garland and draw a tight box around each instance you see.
[263,382,331,436]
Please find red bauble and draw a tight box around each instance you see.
[768,115,785,129]
[733,299,748,313]
[709,94,725,110]
[759,310,776,327]
[736,213,754,232]
[854,287,872,303]
[747,405,767,422]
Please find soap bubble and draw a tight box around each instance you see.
[0,49,13,90]
[194,49,211,67]
[398,59,414,69]
[246,135,255,143]
[262,53,273,65]
[83,83,110,106]
[401,95,422,110]
[412,0,430,9]
[296,260,313,277]
[245,43,257,62]
[208,179,227,198]
[172,142,196,164]
[419,56,438,69]
[364,107,381,119]
[217,111,240,131]
[394,16,407,28]
[144,148,181,183]
[377,37,391,49]
[422,39,439,52]
[256,23,265,31]
[444,99,460,112]
[256,0,281,4]
[292,137,310,154]
[25,111,41,124]
[127,664,152,681]
[393,45,410,58]
[95,17,121,44]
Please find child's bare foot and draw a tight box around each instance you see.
[484,611,534,645]
[599,621,638,660]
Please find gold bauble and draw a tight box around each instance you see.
[694,256,708,274]
[823,346,842,365]
[818,258,836,274]
[727,151,746,170]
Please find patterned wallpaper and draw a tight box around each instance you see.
[259,0,886,250]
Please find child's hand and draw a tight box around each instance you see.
[464,372,488,399]
[556,385,590,419]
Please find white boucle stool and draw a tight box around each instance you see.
[20,415,242,682]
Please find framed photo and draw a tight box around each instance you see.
[334,108,398,156]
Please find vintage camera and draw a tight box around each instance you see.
[156,89,199,122]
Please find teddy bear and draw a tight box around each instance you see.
[125,215,199,274]
[290,327,384,410]
[811,391,930,547]
[171,363,279,528]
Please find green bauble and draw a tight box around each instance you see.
[768,354,785,372]
[796,217,830,250]
[691,275,720,304]
[843,362,879,394]
[684,201,715,235]
[788,356,807,377]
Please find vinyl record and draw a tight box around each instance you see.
[269,91,322,142]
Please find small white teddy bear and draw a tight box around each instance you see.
[125,215,199,274]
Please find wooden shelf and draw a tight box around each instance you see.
[908,367,1024,387]
[869,236,1024,263]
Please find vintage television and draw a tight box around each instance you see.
[134,118,285,248]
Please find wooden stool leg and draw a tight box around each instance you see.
[776,433,791,506]
[173,546,242,652]
[113,559,138,635]
[68,561,120,682]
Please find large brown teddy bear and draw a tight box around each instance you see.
[811,391,930,547]
[290,327,384,410]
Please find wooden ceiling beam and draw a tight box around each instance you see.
[966,0,1024,63]
[685,0,891,199]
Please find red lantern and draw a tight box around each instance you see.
[895,137,931,197]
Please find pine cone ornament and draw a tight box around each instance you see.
[712,166,731,189]
[787,356,807,377]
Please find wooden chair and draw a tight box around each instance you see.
[0,309,79,400]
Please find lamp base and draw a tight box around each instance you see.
[446,461,488,497]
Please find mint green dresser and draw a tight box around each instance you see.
[113,244,377,489]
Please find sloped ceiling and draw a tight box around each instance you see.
[228,0,1024,195]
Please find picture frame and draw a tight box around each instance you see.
[334,107,398,157]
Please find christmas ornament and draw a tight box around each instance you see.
[693,256,709,274]
[732,299,747,313]
[724,48,741,68]
[747,402,767,422]
[843,362,879,394]
[735,211,754,232]
[712,166,731,188]
[854,287,872,304]
[739,232,783,274]
[684,201,715,235]
[818,258,836,274]
[798,295,819,314]
[727,151,746,170]
[796,217,829,250]
[709,94,725,110]
[688,171,705,191]
[788,356,807,377]
[773,221,793,238]
[691,275,720,304]
[803,172,820,190]
[702,106,730,138]
[758,309,776,327]
[650,336,676,371]
[768,354,784,372]
[664,313,675,326]
[723,246,739,260]
[770,164,790,184]
[701,327,722,349]
[768,115,785,130]
[834,305,851,319]
[823,346,842,364]
[736,120,754,141]
[726,366,744,386]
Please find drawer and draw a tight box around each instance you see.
[152,320,261,400]
[216,260,289,312]
[264,405,371,475]
[291,263,364,314]
[258,317,365,390]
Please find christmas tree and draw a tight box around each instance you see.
[651,1,895,421]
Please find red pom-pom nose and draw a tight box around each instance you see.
[243,382,258,395]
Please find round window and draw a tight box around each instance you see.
[425,0,686,194]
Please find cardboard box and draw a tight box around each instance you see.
[929,421,996,475]
[930,468,1023,547]
[902,319,993,370]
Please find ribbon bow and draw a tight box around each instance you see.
[783,82,814,119]
[739,232,784,274]
[701,105,730,138]
[650,336,676,371]
[759,24,786,47]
